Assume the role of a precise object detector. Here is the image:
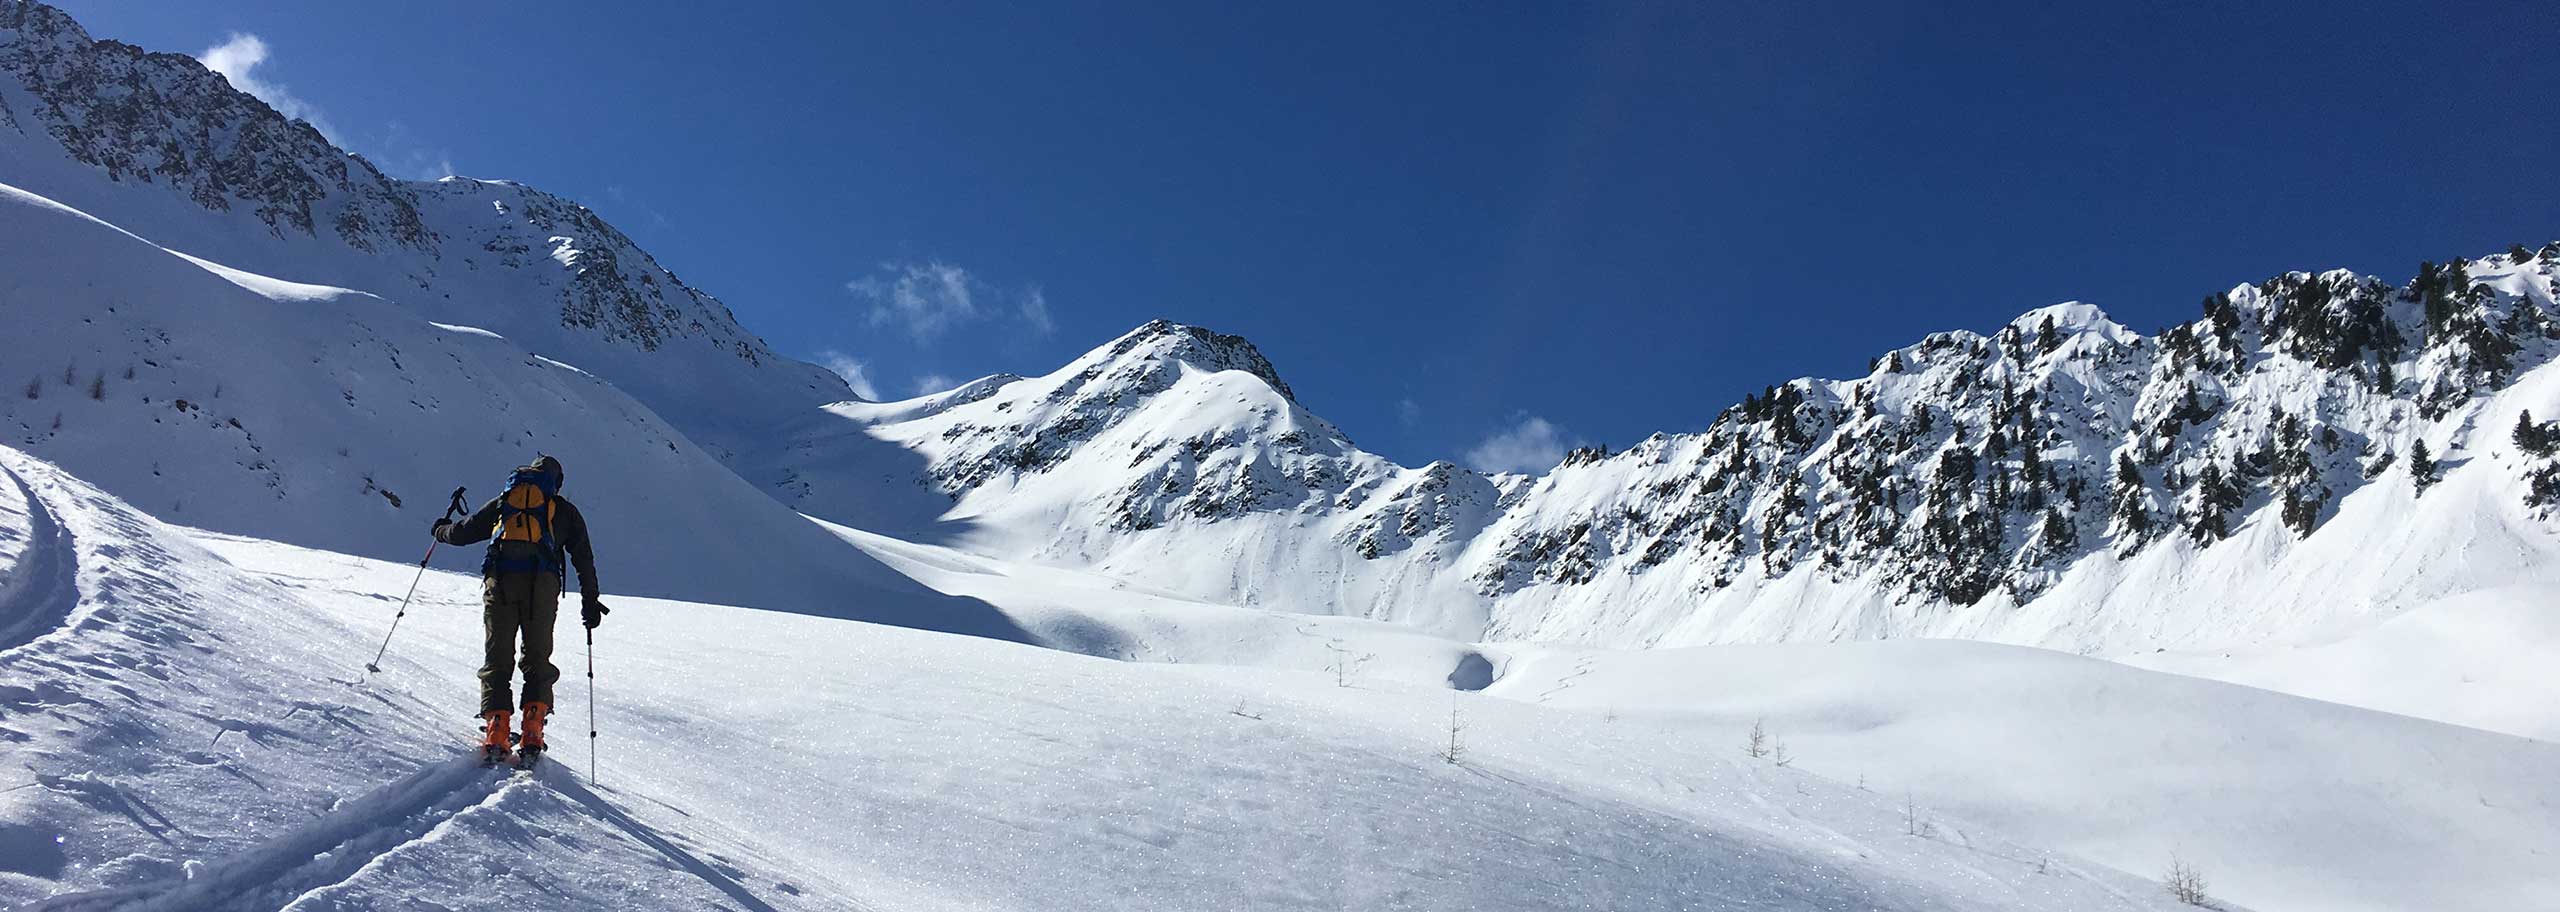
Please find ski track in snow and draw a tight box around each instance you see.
[0,463,79,653]
[30,757,508,911]
[31,755,801,912]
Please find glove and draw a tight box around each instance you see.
[581,597,609,629]
[431,518,453,540]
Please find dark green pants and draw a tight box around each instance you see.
[480,572,562,713]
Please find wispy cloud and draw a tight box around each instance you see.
[850,262,980,342]
[914,374,956,396]
[1019,285,1055,336]
[816,350,881,400]
[201,33,336,141]
[373,121,455,181]
[1464,414,1578,475]
[1397,397,1423,427]
[602,184,675,231]
[846,261,1052,343]
[204,34,464,182]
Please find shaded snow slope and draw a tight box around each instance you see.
[1487,639,2560,912]
[0,445,2196,911]
[0,180,1017,633]
[0,1,848,456]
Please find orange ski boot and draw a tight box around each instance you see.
[518,702,550,765]
[478,709,513,765]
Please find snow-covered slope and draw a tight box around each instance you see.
[0,444,2204,912]
[0,179,1021,633]
[2124,583,2560,742]
[1487,640,2560,912]
[0,0,847,458]
[785,255,2560,668]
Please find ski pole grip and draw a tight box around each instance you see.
[445,486,468,520]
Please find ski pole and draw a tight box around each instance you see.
[363,487,467,677]
[586,625,599,781]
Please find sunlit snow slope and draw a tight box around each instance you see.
[0,445,2203,912]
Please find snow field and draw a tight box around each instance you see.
[3,444,2193,911]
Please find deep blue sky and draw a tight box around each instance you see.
[55,0,2559,470]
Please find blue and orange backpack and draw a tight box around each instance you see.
[485,457,563,576]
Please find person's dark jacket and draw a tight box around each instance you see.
[436,494,601,602]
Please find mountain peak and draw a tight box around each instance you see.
[2006,301,2133,343]
[1092,320,1298,402]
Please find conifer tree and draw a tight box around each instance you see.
[2111,453,2153,541]
[2410,439,2438,495]
[2187,463,2241,542]
[2039,507,2077,553]
[2516,410,2548,456]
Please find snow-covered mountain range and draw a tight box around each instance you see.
[8,0,2557,661]
[6,3,2559,909]
[785,261,2560,655]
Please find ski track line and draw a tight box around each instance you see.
[29,756,508,912]
[273,771,538,912]
[0,462,80,654]
[30,757,827,912]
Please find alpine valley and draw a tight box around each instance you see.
[2,3,2555,911]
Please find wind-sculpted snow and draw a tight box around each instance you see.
[0,464,74,651]
[799,248,2560,659]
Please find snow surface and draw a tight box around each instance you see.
[1487,640,2560,912]
[2125,584,2560,742]
[0,445,2201,911]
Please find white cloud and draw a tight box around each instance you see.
[845,261,1052,344]
[1464,414,1577,475]
[914,374,955,396]
[1019,285,1055,336]
[1397,397,1423,427]
[201,33,336,141]
[816,350,880,400]
[850,262,980,343]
